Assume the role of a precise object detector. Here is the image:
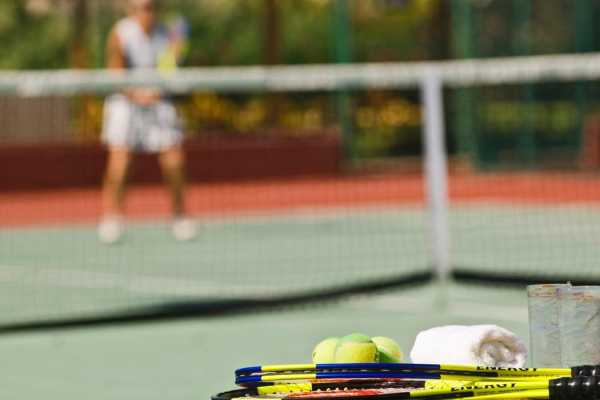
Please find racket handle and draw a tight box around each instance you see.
[572,365,600,377]
[549,376,600,400]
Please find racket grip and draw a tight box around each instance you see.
[549,376,600,400]
[572,365,600,377]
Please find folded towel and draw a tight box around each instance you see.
[410,325,527,367]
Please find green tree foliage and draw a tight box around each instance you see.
[0,0,70,69]
[353,0,439,62]
[171,1,263,66]
[279,0,333,64]
[0,0,441,70]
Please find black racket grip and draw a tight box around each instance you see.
[572,366,600,377]
[549,376,600,400]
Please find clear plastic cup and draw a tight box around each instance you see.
[527,283,570,367]
[559,285,600,367]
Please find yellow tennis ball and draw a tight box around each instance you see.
[372,336,403,363]
[334,333,378,363]
[312,337,340,363]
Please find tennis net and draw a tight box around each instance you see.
[2,53,600,331]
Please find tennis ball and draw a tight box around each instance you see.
[372,336,403,363]
[312,337,340,363]
[334,333,379,363]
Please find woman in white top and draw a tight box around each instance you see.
[98,0,196,244]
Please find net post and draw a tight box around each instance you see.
[421,68,451,306]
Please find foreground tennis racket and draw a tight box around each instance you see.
[235,363,600,386]
[236,363,591,379]
[216,376,600,400]
[216,388,548,400]
[236,371,563,386]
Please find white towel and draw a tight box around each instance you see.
[410,325,527,367]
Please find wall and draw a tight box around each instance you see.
[0,134,342,191]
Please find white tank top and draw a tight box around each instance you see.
[114,17,171,69]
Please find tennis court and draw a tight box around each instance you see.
[8,2,600,400]
[4,41,600,400]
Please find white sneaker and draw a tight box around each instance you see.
[98,215,125,244]
[172,217,197,242]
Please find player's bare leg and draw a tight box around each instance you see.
[159,146,196,241]
[98,147,132,244]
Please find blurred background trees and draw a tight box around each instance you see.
[0,0,441,70]
[2,0,599,161]
[2,0,595,69]
[0,0,71,69]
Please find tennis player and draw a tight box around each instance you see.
[98,0,196,244]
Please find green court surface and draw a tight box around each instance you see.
[2,283,529,400]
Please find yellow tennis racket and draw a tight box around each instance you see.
[216,376,598,400]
